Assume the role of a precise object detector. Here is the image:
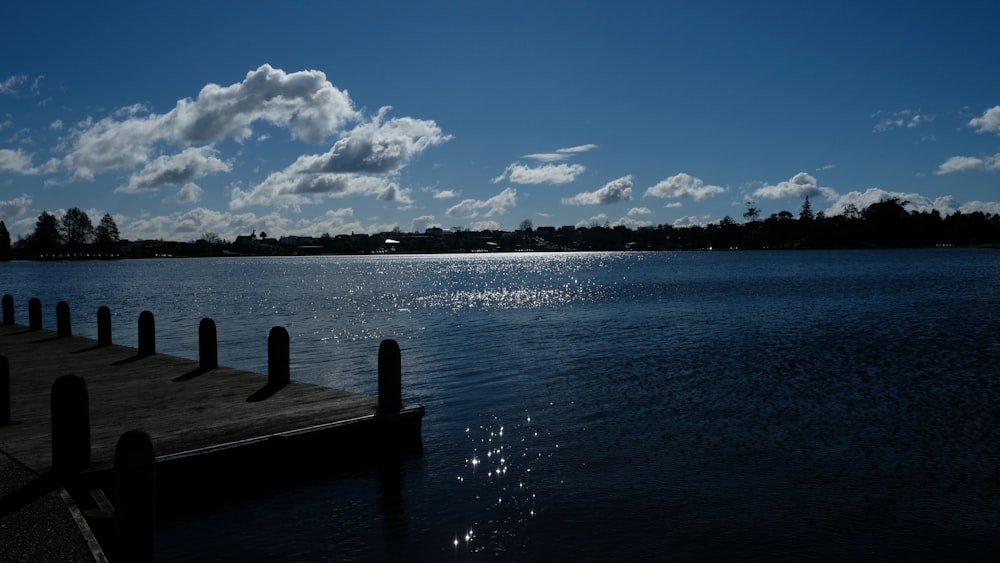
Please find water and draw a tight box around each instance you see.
[2,249,999,561]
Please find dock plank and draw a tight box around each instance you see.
[0,324,422,477]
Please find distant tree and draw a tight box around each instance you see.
[31,211,62,255]
[0,220,10,259]
[519,218,533,232]
[799,196,814,221]
[259,231,268,239]
[719,216,736,226]
[200,232,222,245]
[743,201,760,223]
[60,207,93,251]
[93,213,121,252]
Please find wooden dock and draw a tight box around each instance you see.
[0,297,424,559]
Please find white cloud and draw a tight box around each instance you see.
[753,172,838,200]
[176,183,204,203]
[672,215,703,227]
[935,153,1000,175]
[816,164,837,171]
[576,213,608,228]
[470,220,503,231]
[446,187,517,219]
[50,120,63,130]
[824,188,939,216]
[60,64,362,180]
[124,207,277,241]
[165,64,358,143]
[0,194,31,218]
[410,215,439,232]
[431,189,458,199]
[645,172,726,201]
[522,144,598,162]
[612,215,653,229]
[0,148,41,175]
[0,75,27,95]
[872,109,931,132]
[935,155,984,175]
[557,144,598,154]
[563,175,633,205]
[969,106,1000,134]
[230,108,449,209]
[627,207,653,216]
[119,146,232,193]
[493,162,585,184]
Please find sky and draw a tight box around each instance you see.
[2,0,1000,242]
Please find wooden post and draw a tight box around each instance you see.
[56,301,72,337]
[28,297,42,331]
[267,326,290,387]
[115,430,156,563]
[0,355,9,425]
[138,311,155,356]
[97,306,112,346]
[199,318,218,371]
[51,374,90,474]
[1,294,13,325]
[377,339,402,414]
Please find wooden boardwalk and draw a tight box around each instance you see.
[0,322,424,488]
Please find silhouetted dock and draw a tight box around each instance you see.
[0,295,424,560]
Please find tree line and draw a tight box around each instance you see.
[0,208,120,259]
[3,197,1000,260]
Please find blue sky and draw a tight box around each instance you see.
[2,0,1000,241]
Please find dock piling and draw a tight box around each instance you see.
[51,374,90,474]
[138,311,155,356]
[1,294,13,325]
[1,354,9,425]
[97,306,112,346]
[114,430,156,563]
[267,326,290,388]
[56,301,72,337]
[199,318,218,371]
[28,297,42,331]
[377,339,402,414]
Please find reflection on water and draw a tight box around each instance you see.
[3,250,1000,560]
[452,411,554,557]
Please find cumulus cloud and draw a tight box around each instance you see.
[119,146,232,193]
[753,172,838,200]
[0,194,31,218]
[165,64,358,144]
[176,183,204,203]
[935,155,982,175]
[645,172,726,201]
[627,207,653,216]
[969,106,1000,134]
[493,162,585,184]
[562,175,633,206]
[410,215,439,232]
[824,188,943,216]
[494,144,594,182]
[431,189,458,199]
[59,64,361,180]
[872,109,931,132]
[230,108,449,209]
[0,148,41,175]
[446,187,517,219]
[124,207,276,241]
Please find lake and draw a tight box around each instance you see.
[2,249,999,561]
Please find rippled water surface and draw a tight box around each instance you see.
[3,249,999,561]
